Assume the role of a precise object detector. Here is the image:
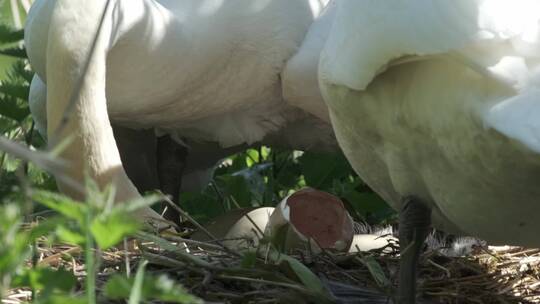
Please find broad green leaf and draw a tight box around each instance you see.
[0,231,31,274]
[32,190,87,224]
[40,295,87,304]
[344,192,389,214]
[13,267,77,295]
[84,176,107,209]
[181,190,223,223]
[114,194,163,214]
[104,275,131,298]
[56,224,85,246]
[298,152,352,189]
[233,162,272,204]
[245,148,259,166]
[215,175,252,208]
[275,163,301,189]
[28,216,69,241]
[90,211,140,249]
[343,190,395,223]
[105,273,202,304]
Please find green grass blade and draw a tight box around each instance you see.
[129,260,148,304]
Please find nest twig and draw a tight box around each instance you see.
[5,227,540,303]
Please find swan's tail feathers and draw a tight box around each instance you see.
[483,89,540,154]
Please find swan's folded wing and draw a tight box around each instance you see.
[483,88,540,154]
[319,0,540,92]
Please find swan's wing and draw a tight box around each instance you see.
[319,0,540,92]
[319,0,540,154]
[483,89,540,153]
[388,52,518,94]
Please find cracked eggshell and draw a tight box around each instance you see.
[266,188,354,253]
[191,207,275,251]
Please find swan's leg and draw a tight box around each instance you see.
[398,197,431,304]
[45,0,162,223]
[114,129,189,225]
[114,128,187,225]
[156,135,188,224]
[113,126,160,195]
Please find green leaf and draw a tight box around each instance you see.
[0,231,32,275]
[105,273,202,304]
[0,95,29,121]
[265,249,332,301]
[0,46,26,58]
[232,163,272,204]
[32,190,87,224]
[181,190,223,223]
[358,256,391,289]
[115,193,163,214]
[275,164,301,189]
[0,24,23,44]
[40,295,87,304]
[90,211,140,250]
[268,223,289,252]
[0,115,18,133]
[0,82,28,99]
[298,152,352,189]
[8,59,33,82]
[104,275,131,298]
[28,217,68,241]
[215,175,252,208]
[56,224,85,246]
[240,251,257,268]
[13,267,77,295]
[343,190,395,223]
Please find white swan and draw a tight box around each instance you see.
[29,72,337,222]
[315,0,540,302]
[24,0,334,222]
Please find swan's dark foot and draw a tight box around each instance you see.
[157,135,189,225]
[397,196,432,304]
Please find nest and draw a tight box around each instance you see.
[4,229,540,304]
[419,245,540,303]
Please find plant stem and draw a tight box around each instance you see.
[85,209,96,304]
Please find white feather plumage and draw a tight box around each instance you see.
[318,0,540,246]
